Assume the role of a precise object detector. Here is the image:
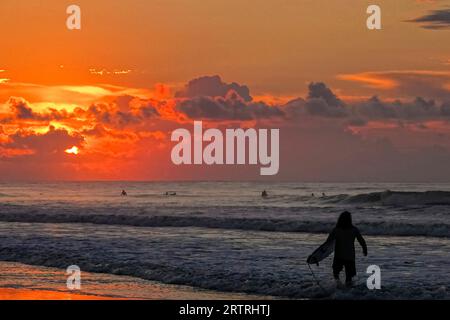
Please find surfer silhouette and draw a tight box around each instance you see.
[326,211,367,287]
[121,190,127,196]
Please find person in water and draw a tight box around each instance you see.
[121,190,127,196]
[326,211,367,287]
[262,190,268,198]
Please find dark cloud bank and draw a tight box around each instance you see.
[174,76,450,124]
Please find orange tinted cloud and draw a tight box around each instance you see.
[0,69,9,84]
[338,72,398,89]
[338,70,450,100]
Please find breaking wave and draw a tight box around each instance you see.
[326,190,450,206]
[0,211,448,238]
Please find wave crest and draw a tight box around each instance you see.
[325,190,450,206]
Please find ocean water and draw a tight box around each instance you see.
[0,182,449,299]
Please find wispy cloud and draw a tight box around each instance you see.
[0,70,9,83]
[89,68,132,76]
[407,8,450,29]
[338,70,450,99]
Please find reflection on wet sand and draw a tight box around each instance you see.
[0,288,117,300]
[0,262,269,300]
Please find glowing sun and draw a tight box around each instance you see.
[65,146,79,155]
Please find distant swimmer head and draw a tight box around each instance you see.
[336,211,353,229]
[121,190,127,196]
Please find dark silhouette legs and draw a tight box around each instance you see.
[333,258,356,286]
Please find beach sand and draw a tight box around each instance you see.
[0,261,270,300]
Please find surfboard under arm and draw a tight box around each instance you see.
[307,239,335,265]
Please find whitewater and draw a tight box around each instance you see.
[0,182,449,299]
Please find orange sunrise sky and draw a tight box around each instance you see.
[1,0,450,181]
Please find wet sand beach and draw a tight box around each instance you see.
[0,261,270,300]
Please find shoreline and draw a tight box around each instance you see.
[0,261,272,300]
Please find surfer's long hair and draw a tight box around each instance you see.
[336,211,353,229]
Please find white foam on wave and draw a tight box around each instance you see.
[0,204,449,237]
[341,190,450,206]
